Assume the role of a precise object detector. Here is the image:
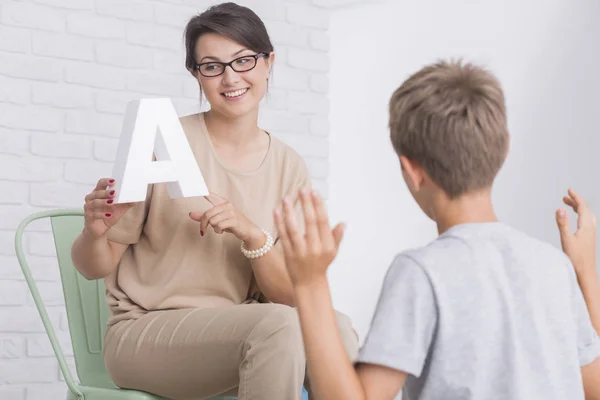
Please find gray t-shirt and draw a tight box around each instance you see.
[357,222,600,400]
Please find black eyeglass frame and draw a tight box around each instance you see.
[194,53,269,77]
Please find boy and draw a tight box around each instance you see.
[273,60,600,399]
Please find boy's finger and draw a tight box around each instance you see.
[312,191,333,248]
[563,196,576,211]
[299,189,319,250]
[283,196,305,253]
[332,223,346,249]
[555,208,572,240]
[568,189,595,229]
[274,208,293,255]
[568,189,589,213]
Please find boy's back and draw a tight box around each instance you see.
[273,60,600,400]
[358,222,600,399]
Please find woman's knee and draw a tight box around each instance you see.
[246,304,303,354]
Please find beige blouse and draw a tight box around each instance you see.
[104,112,310,326]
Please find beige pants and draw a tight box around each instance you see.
[104,303,359,400]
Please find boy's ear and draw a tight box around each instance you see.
[400,155,425,192]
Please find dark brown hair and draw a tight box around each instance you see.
[389,59,509,198]
[184,2,274,71]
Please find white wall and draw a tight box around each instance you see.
[328,0,600,344]
[0,0,354,398]
[2,0,599,396]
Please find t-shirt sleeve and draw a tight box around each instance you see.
[357,254,438,377]
[567,261,600,366]
[106,185,153,245]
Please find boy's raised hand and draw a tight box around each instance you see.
[274,189,345,286]
[556,188,597,277]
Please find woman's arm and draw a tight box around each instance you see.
[190,193,296,306]
[243,228,296,306]
[72,230,127,280]
[71,177,135,280]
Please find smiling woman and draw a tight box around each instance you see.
[183,4,275,118]
[68,2,359,400]
[193,33,271,115]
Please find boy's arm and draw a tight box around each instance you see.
[295,279,407,400]
[556,189,600,399]
[576,271,600,400]
[582,346,600,400]
[275,189,435,400]
[578,273,600,344]
[576,273,600,400]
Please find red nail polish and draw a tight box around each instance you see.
[109,190,115,196]
[105,213,112,217]
[200,230,204,237]
[109,179,115,183]
[106,199,113,204]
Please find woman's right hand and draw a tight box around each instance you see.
[83,178,134,238]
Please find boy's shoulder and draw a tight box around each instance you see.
[396,222,571,274]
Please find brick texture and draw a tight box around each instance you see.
[0,0,363,397]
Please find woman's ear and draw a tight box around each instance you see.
[266,51,275,77]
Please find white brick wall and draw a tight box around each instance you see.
[0,0,368,398]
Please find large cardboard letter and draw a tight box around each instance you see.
[111,98,208,203]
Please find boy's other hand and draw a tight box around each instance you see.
[274,189,345,287]
[556,188,597,278]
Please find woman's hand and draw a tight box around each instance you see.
[83,178,135,238]
[189,193,263,244]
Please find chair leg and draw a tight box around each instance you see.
[66,389,80,400]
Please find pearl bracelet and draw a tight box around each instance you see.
[240,229,275,259]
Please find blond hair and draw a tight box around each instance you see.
[389,59,509,198]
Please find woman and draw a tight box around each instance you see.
[70,2,358,400]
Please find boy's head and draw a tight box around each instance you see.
[389,59,509,217]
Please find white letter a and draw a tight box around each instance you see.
[111,98,208,203]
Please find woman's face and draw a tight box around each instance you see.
[193,33,274,119]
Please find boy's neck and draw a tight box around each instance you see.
[433,188,499,235]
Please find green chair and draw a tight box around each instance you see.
[15,209,237,400]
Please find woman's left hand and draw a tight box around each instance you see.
[189,193,262,243]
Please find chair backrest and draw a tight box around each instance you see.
[50,212,116,389]
[15,209,116,391]
[17,210,239,400]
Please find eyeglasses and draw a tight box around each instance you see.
[195,53,268,77]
